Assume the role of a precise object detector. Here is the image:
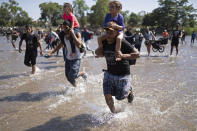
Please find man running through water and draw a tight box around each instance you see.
[170,24,182,56]
[95,22,140,113]
[47,20,86,87]
[19,25,43,74]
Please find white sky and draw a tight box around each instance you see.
[0,0,196,20]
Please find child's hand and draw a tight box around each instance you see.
[107,22,117,28]
[95,47,104,57]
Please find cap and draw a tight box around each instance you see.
[136,28,140,31]
[104,27,115,31]
[63,20,72,28]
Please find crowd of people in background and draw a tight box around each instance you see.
[0,23,197,54]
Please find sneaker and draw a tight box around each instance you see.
[128,91,134,103]
[44,54,50,58]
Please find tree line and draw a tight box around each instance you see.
[0,0,197,30]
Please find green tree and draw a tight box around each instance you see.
[143,0,197,29]
[88,0,109,26]
[0,0,32,27]
[128,12,143,27]
[15,9,32,26]
[39,2,63,26]
[0,6,10,26]
[142,13,156,27]
[121,10,129,26]
[73,0,89,27]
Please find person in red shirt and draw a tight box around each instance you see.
[62,3,80,56]
[162,29,169,45]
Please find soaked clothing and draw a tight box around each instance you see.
[59,31,81,60]
[103,71,131,100]
[59,32,82,85]
[171,29,181,47]
[24,48,37,66]
[59,31,76,54]
[102,39,134,76]
[65,59,81,85]
[102,39,134,99]
[21,33,39,66]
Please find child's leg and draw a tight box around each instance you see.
[116,32,123,52]
[70,27,80,55]
[115,32,123,61]
[70,37,76,55]
[98,34,107,49]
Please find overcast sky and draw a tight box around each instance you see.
[0,0,197,20]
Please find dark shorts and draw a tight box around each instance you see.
[103,71,131,100]
[135,43,142,52]
[163,38,168,44]
[145,40,151,46]
[65,59,81,85]
[171,39,179,47]
[11,35,18,41]
[24,49,37,66]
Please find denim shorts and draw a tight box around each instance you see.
[103,71,131,100]
[65,59,81,85]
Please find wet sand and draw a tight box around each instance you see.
[0,36,197,131]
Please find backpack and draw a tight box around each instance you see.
[59,31,86,53]
[79,40,86,53]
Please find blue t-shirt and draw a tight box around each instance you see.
[192,33,196,39]
[104,13,125,32]
[82,31,91,42]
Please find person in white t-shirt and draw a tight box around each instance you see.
[47,20,87,87]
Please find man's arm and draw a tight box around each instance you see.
[117,39,140,60]
[19,39,23,53]
[48,43,63,56]
[37,40,43,56]
[121,48,140,60]
[95,47,104,57]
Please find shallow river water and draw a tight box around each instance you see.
[0,36,197,131]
